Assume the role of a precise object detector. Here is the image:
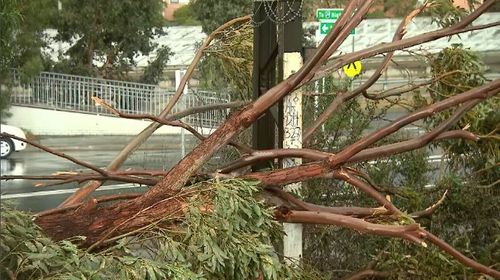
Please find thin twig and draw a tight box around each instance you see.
[422,229,500,278]
[0,133,108,177]
[410,190,448,218]
[92,96,251,153]
[327,83,500,167]
[1,174,157,187]
[35,193,143,217]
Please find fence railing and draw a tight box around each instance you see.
[8,71,231,128]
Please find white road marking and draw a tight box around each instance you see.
[1,183,144,200]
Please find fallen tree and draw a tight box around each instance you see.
[1,0,500,278]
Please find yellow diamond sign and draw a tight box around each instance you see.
[343,61,362,78]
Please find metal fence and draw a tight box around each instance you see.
[8,71,231,128]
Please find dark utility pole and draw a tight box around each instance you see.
[252,0,302,171]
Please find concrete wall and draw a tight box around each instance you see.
[6,106,190,136]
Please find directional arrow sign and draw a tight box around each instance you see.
[319,22,355,35]
[319,22,333,35]
[343,61,362,78]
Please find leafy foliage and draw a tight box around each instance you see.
[173,5,200,26]
[1,202,201,279]
[141,46,173,84]
[375,239,474,280]
[199,22,253,100]
[426,45,499,183]
[1,180,322,279]
[426,0,480,28]
[51,0,166,79]
[190,0,252,33]
[0,0,54,119]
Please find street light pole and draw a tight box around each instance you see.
[57,1,62,57]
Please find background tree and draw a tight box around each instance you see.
[141,46,173,84]
[197,22,254,101]
[190,0,253,33]
[172,5,200,26]
[51,0,166,79]
[0,0,55,120]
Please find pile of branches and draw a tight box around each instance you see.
[1,0,499,278]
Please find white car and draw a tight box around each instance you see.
[0,124,27,158]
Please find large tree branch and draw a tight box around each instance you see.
[310,0,499,83]
[265,186,387,218]
[422,230,500,278]
[274,208,425,245]
[35,193,143,217]
[275,207,500,278]
[247,166,400,214]
[219,148,330,173]
[327,81,500,167]
[59,15,252,207]
[220,128,478,174]
[303,3,430,143]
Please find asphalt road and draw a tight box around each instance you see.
[0,109,436,213]
[0,135,197,212]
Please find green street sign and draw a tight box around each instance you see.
[316,8,343,21]
[317,8,355,35]
[319,22,355,35]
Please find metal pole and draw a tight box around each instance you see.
[175,70,187,157]
[58,1,62,56]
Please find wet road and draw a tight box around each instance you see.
[0,135,197,212]
[0,108,437,213]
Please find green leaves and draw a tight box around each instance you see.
[427,0,472,28]
[1,180,318,279]
[198,21,253,101]
[190,0,252,33]
[428,44,498,184]
[141,45,173,84]
[52,0,166,78]
[173,179,284,279]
